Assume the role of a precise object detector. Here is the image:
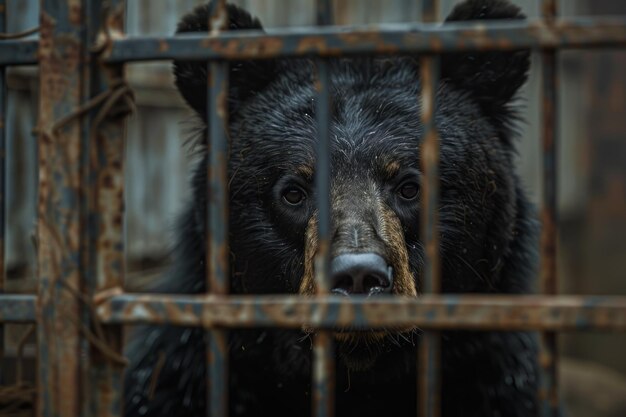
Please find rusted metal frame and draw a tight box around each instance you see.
[95,294,626,331]
[0,295,37,323]
[417,0,442,412]
[206,2,229,417]
[82,1,128,416]
[102,17,626,63]
[37,1,91,416]
[0,39,38,66]
[313,58,335,417]
[539,1,559,416]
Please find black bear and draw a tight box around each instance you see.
[125,1,541,416]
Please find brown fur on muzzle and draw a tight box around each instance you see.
[298,205,417,341]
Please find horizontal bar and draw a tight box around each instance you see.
[102,17,626,63]
[0,39,38,66]
[0,294,37,322]
[96,294,626,331]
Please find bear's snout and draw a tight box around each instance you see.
[329,253,393,296]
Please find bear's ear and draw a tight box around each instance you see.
[440,0,530,109]
[173,2,277,120]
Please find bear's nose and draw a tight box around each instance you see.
[330,253,393,296]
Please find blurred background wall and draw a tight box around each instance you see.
[2,0,626,414]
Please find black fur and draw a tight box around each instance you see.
[125,1,542,416]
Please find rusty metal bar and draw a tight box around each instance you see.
[540,1,559,416]
[0,0,6,382]
[418,59,441,296]
[418,57,441,417]
[37,1,89,416]
[206,2,229,417]
[0,39,38,65]
[84,2,128,416]
[316,0,333,26]
[421,0,439,22]
[312,1,335,414]
[94,294,626,331]
[102,17,626,63]
[312,61,335,417]
[0,295,37,322]
[417,1,441,414]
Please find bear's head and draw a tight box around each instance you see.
[174,0,534,370]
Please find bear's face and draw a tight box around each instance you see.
[174,0,532,370]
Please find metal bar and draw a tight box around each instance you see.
[540,1,559,416]
[95,294,626,331]
[84,2,128,416]
[313,40,332,296]
[206,3,229,417]
[418,56,441,417]
[418,59,441,296]
[0,295,37,323]
[102,17,626,63]
[0,39,38,65]
[313,56,335,417]
[37,1,89,416]
[313,2,334,414]
[421,0,439,22]
[417,1,441,414]
[0,0,6,384]
[313,331,335,417]
[316,0,333,26]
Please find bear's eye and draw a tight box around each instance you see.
[282,187,306,206]
[398,182,419,201]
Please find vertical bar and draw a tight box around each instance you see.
[316,0,333,26]
[313,2,335,416]
[206,2,229,417]
[0,0,6,384]
[37,1,88,416]
[313,58,335,417]
[540,1,559,416]
[84,2,128,417]
[421,0,439,22]
[418,2,441,417]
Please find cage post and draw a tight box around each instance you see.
[312,2,335,417]
[84,1,128,416]
[206,2,229,417]
[417,1,441,417]
[316,0,333,26]
[0,0,6,382]
[37,1,90,415]
[313,58,335,417]
[37,1,129,416]
[540,0,560,416]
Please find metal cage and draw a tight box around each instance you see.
[1,0,626,416]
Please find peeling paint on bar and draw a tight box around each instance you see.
[102,18,626,63]
[37,1,89,415]
[85,1,128,416]
[95,294,626,331]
